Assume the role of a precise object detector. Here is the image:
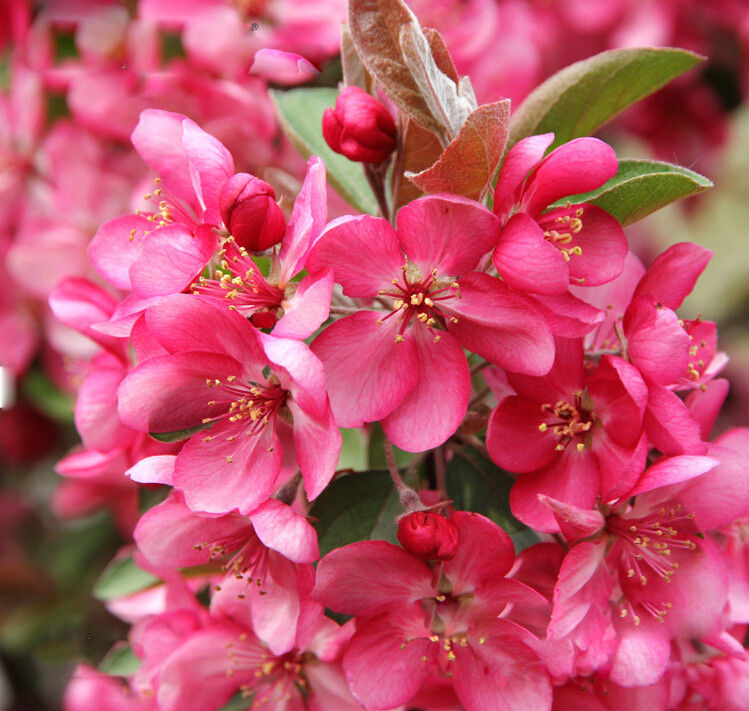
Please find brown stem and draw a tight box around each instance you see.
[364,163,390,222]
[384,437,421,511]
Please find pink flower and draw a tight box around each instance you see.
[314,511,552,711]
[322,86,398,164]
[64,665,156,711]
[118,294,340,514]
[486,336,648,531]
[492,134,626,297]
[306,193,554,451]
[192,156,333,339]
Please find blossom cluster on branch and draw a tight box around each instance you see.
[2,0,749,710]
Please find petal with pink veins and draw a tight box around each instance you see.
[530,291,605,337]
[314,541,434,617]
[520,137,618,217]
[396,194,500,277]
[607,615,671,687]
[273,269,333,340]
[624,454,719,497]
[249,499,319,564]
[493,133,554,222]
[644,382,706,455]
[250,49,320,85]
[311,311,418,428]
[382,326,469,452]
[306,215,402,298]
[175,419,282,515]
[442,271,554,376]
[88,214,151,289]
[126,454,176,485]
[493,213,569,294]
[685,378,729,440]
[130,224,217,297]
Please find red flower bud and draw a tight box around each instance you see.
[397,511,459,561]
[322,86,397,164]
[219,173,286,252]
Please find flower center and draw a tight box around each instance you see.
[376,264,460,344]
[537,392,593,452]
[192,240,285,324]
[539,205,585,263]
[192,527,271,587]
[136,177,199,233]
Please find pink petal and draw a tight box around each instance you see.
[442,271,554,376]
[644,383,706,455]
[145,294,266,374]
[540,204,627,286]
[88,214,151,290]
[249,499,319,564]
[75,352,135,451]
[272,269,333,340]
[493,213,569,294]
[343,613,435,709]
[279,156,327,284]
[530,291,605,337]
[549,539,612,639]
[313,541,434,617]
[593,431,648,503]
[126,454,176,485]
[521,137,618,216]
[451,624,552,711]
[443,511,515,591]
[632,242,712,310]
[288,399,341,500]
[625,454,719,497]
[396,194,500,277]
[510,451,600,532]
[130,224,217,297]
[486,396,560,473]
[607,615,671,687]
[493,133,554,222]
[685,378,729,440]
[250,49,320,85]
[134,490,249,568]
[306,215,402,298]
[311,311,418,428]
[117,351,241,432]
[182,117,234,219]
[131,109,200,213]
[382,327,469,452]
[625,299,690,386]
[175,419,282,514]
[538,496,605,544]
[587,355,648,447]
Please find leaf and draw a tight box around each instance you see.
[308,470,400,556]
[149,421,213,443]
[99,643,142,676]
[408,100,511,200]
[93,554,160,601]
[348,0,440,133]
[341,24,370,90]
[21,369,74,423]
[398,22,475,139]
[555,159,712,225]
[218,693,256,711]
[446,447,523,533]
[509,47,704,150]
[270,87,378,215]
[338,427,369,472]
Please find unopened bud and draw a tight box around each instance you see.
[219,173,286,252]
[322,87,397,164]
[397,511,459,561]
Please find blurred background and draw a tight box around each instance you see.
[0,1,747,708]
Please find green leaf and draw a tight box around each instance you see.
[446,447,523,533]
[99,643,142,676]
[149,421,213,443]
[338,427,369,472]
[308,470,400,556]
[270,88,378,215]
[509,47,704,150]
[218,693,255,711]
[21,370,74,423]
[557,159,713,226]
[93,555,160,601]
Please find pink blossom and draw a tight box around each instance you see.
[314,511,552,711]
[118,294,341,514]
[306,193,554,451]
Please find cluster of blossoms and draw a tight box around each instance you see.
[1,0,749,710]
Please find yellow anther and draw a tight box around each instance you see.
[424,297,434,307]
[576,442,585,452]
[538,423,548,432]
[569,217,583,233]
[225,456,233,463]
[393,299,405,310]
[395,335,405,343]
[433,335,441,343]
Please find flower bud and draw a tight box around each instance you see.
[397,511,459,561]
[219,173,286,252]
[322,86,397,164]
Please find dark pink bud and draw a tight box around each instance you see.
[322,86,397,164]
[219,173,286,252]
[250,310,278,330]
[397,511,459,561]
